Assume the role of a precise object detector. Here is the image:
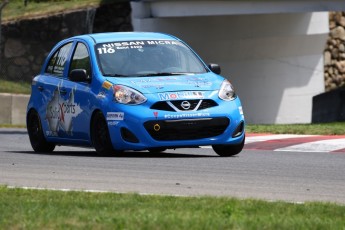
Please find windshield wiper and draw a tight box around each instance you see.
[134,72,192,77]
[104,73,128,77]
[105,72,194,77]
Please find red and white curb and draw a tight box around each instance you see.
[245,134,345,153]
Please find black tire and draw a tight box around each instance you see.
[212,136,245,157]
[148,148,167,154]
[91,111,115,156]
[27,110,55,152]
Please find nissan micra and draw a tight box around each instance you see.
[26,32,245,156]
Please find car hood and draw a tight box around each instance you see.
[104,73,224,94]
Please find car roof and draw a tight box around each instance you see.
[73,32,179,44]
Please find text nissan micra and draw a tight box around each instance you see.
[27,32,245,156]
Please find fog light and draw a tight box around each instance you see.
[121,128,139,143]
[232,121,244,138]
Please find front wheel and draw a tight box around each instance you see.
[212,136,245,157]
[91,111,116,156]
[27,110,55,152]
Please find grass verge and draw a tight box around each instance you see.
[246,122,345,135]
[0,79,31,94]
[1,186,344,229]
[0,123,26,128]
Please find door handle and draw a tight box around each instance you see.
[38,86,44,92]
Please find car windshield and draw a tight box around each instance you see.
[95,40,208,77]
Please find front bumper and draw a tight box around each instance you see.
[105,96,245,151]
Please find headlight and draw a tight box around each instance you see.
[113,85,147,105]
[218,79,236,101]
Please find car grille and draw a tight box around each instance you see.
[144,117,230,141]
[151,99,218,112]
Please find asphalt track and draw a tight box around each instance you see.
[1,128,345,204]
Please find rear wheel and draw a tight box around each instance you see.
[212,136,245,157]
[27,110,55,152]
[91,111,116,156]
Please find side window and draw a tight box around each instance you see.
[69,42,91,79]
[46,42,73,77]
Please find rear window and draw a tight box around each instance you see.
[46,42,73,77]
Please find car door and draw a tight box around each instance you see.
[60,41,93,142]
[41,41,74,140]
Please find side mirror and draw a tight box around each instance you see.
[69,69,90,83]
[208,63,221,75]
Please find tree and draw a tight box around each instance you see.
[0,0,9,71]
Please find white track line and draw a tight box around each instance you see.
[275,138,345,153]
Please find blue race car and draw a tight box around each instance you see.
[26,32,245,156]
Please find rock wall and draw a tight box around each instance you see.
[0,2,132,82]
[324,12,345,91]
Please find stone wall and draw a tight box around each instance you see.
[0,2,132,82]
[324,12,345,91]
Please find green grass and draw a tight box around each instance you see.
[1,0,118,22]
[0,79,31,94]
[246,122,345,135]
[0,186,344,229]
[0,123,26,128]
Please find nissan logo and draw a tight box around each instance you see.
[181,101,191,110]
